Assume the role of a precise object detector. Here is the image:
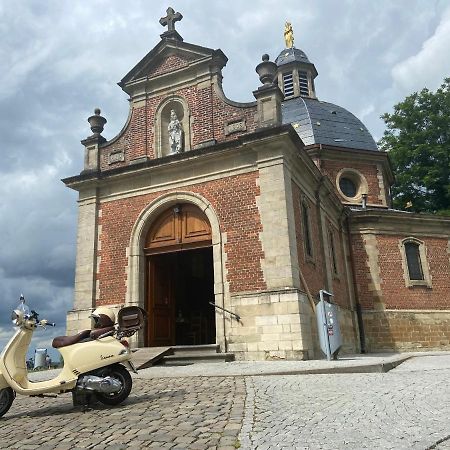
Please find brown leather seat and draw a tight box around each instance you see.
[89,326,115,340]
[52,329,91,349]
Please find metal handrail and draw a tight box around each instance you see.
[209,302,241,321]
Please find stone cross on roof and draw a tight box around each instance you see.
[159,7,183,32]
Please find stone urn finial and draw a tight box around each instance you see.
[255,54,277,86]
[87,108,107,136]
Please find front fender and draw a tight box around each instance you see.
[0,370,9,389]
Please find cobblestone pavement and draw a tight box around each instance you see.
[1,355,449,449]
[239,355,450,450]
[0,377,245,450]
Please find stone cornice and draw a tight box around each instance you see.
[63,124,300,189]
[349,208,450,237]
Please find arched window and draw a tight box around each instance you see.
[328,228,338,276]
[404,242,423,281]
[399,238,431,288]
[301,200,313,259]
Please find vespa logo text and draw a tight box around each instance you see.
[101,354,114,360]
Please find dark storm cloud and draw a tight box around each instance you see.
[1,0,449,353]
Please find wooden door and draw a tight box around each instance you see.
[145,204,213,347]
[147,254,175,346]
[145,204,212,253]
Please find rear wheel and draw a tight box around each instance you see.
[0,387,15,418]
[95,364,132,406]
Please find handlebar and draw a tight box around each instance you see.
[39,320,56,327]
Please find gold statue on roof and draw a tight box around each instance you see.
[284,21,294,48]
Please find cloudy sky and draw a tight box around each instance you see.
[1,0,449,358]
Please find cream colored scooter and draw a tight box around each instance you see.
[0,296,145,418]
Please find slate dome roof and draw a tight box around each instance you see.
[282,97,379,151]
[275,46,378,151]
[275,47,311,66]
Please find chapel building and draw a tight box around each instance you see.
[63,9,450,360]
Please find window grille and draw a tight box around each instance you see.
[299,71,309,96]
[283,72,294,98]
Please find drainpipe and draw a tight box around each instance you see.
[346,215,366,353]
[361,193,368,210]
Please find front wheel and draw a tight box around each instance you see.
[0,387,15,418]
[95,364,132,406]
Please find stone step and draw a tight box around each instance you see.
[158,352,235,366]
[171,344,220,354]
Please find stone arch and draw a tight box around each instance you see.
[126,191,226,348]
[154,96,191,158]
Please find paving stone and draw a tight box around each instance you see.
[1,356,449,449]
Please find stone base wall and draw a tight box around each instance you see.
[338,308,360,354]
[363,310,450,352]
[227,289,315,361]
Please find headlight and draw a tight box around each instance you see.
[11,309,23,326]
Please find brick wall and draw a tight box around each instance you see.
[291,182,325,300]
[97,171,266,305]
[99,85,257,172]
[321,160,384,205]
[377,235,450,310]
[291,182,353,310]
[327,221,351,309]
[147,53,197,78]
[351,233,449,311]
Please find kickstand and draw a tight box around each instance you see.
[72,391,96,412]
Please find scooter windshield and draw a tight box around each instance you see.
[16,301,30,316]
[11,298,30,325]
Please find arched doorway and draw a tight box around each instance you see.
[145,203,215,347]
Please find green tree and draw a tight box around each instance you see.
[380,78,450,216]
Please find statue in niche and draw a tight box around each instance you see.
[168,109,183,154]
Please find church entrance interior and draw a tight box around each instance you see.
[146,247,215,347]
[144,203,216,347]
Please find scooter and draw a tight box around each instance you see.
[0,295,145,418]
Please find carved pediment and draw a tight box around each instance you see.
[119,39,227,92]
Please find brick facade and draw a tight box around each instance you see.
[321,159,384,206]
[97,172,266,306]
[378,235,449,310]
[64,23,450,359]
[99,87,257,171]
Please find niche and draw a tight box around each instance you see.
[155,97,191,158]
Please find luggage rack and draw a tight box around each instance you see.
[117,306,146,338]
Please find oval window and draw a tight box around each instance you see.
[339,177,357,198]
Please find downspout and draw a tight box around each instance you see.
[145,78,148,157]
[217,222,227,353]
[345,215,366,353]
